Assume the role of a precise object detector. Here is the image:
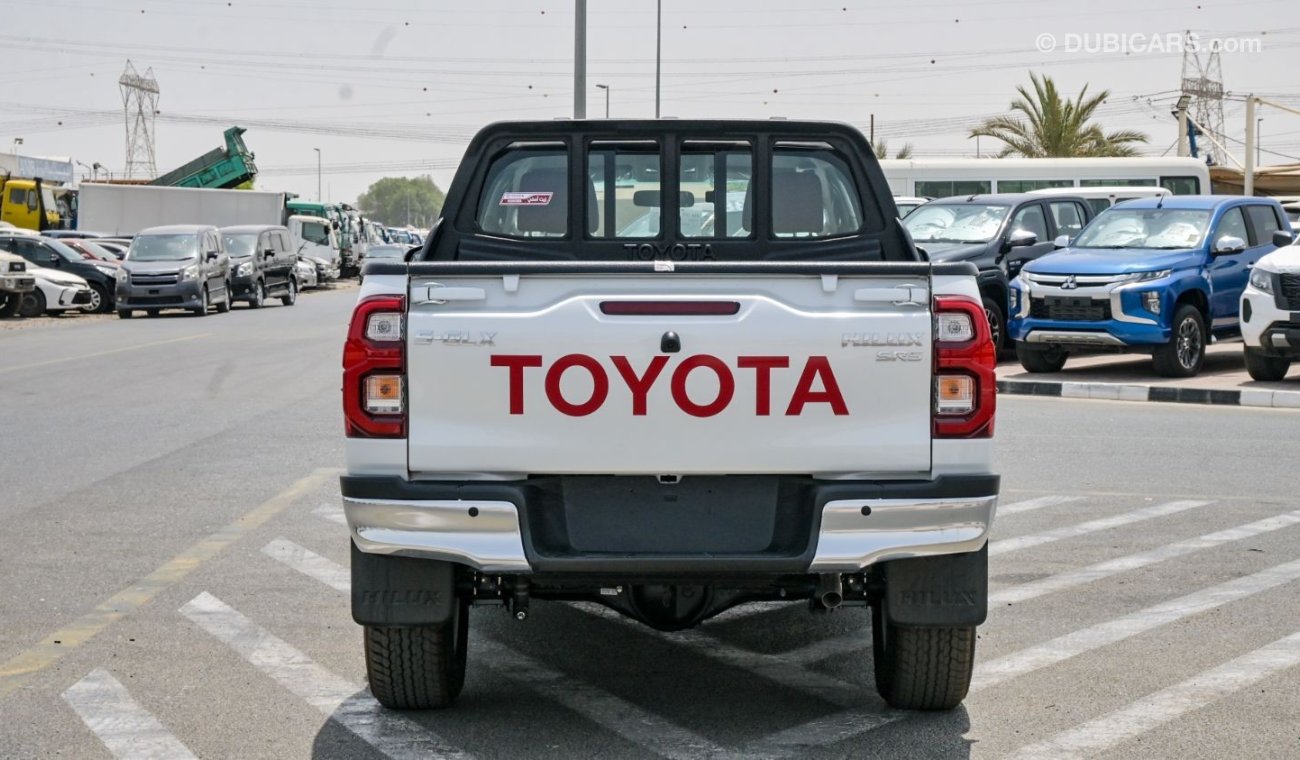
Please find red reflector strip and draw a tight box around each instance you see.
[600,301,741,316]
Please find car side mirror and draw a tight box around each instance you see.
[264,249,276,259]
[1213,235,1245,255]
[1053,235,1071,249]
[1008,229,1038,248]
[206,250,219,261]
[1272,230,1295,248]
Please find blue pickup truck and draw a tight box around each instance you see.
[1008,195,1295,377]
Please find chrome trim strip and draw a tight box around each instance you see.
[809,495,996,571]
[345,497,531,572]
[1023,272,1132,286]
[1024,330,1127,346]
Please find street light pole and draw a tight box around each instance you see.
[313,148,322,202]
[655,0,662,118]
[596,84,610,118]
[574,0,587,118]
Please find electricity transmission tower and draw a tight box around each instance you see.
[1179,31,1225,164]
[119,60,160,179]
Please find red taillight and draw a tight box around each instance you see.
[343,294,406,438]
[933,295,996,439]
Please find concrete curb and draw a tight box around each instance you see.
[997,379,1300,409]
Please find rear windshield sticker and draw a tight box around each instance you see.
[500,192,554,206]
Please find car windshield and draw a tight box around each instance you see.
[223,234,258,257]
[1073,208,1211,250]
[43,238,87,262]
[127,234,199,261]
[366,245,405,260]
[79,241,120,260]
[902,203,1010,243]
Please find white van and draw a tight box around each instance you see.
[1028,185,1172,216]
[287,214,341,269]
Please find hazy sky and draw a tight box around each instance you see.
[2,0,1297,206]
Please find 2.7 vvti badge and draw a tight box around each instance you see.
[340,119,999,713]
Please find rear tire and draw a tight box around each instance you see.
[18,290,46,318]
[981,296,1007,353]
[364,599,469,710]
[117,309,133,319]
[0,292,21,318]
[1152,304,1206,378]
[872,604,976,711]
[280,278,297,306]
[1244,346,1291,382]
[1015,342,1067,373]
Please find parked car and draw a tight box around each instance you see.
[358,243,406,283]
[86,240,127,260]
[42,230,108,240]
[0,248,37,317]
[892,195,930,217]
[300,254,338,285]
[115,225,232,318]
[295,256,319,290]
[20,266,94,317]
[1009,196,1294,377]
[1028,185,1172,216]
[62,239,122,267]
[1239,228,1300,380]
[0,232,118,313]
[902,192,1095,350]
[1283,202,1300,225]
[220,225,299,308]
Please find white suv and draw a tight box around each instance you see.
[1241,231,1300,380]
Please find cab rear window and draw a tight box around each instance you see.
[772,144,866,239]
[476,144,568,239]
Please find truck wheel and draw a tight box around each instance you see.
[280,278,297,306]
[1244,347,1291,382]
[216,281,232,314]
[248,280,265,309]
[1152,305,1206,378]
[981,296,1007,352]
[18,290,47,318]
[86,284,112,313]
[0,292,21,318]
[191,287,209,317]
[364,599,469,710]
[871,604,976,711]
[1015,342,1067,373]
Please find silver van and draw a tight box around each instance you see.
[115,225,232,318]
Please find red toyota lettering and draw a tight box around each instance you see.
[611,356,670,416]
[545,354,609,417]
[785,356,849,416]
[490,354,543,415]
[670,355,735,418]
[736,356,790,416]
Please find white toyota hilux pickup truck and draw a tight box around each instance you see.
[342,119,999,712]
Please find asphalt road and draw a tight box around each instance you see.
[2,287,1299,759]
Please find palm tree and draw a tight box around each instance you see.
[872,139,914,160]
[969,73,1148,158]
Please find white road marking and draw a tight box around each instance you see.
[990,500,1211,556]
[312,503,347,526]
[179,592,470,760]
[992,509,1300,605]
[996,495,1085,516]
[262,538,350,592]
[476,638,763,760]
[266,551,753,759]
[1007,630,1300,760]
[973,557,1300,692]
[62,668,197,760]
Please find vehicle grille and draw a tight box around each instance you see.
[1030,296,1112,322]
[130,295,184,306]
[131,272,180,286]
[1280,274,1300,310]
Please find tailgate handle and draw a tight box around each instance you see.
[854,286,929,307]
[417,284,487,304]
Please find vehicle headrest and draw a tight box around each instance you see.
[772,168,824,234]
[516,168,567,235]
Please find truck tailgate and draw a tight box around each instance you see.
[406,269,933,476]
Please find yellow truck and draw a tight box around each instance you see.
[0,173,62,231]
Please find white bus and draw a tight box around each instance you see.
[878,157,1210,199]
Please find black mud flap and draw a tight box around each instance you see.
[350,542,455,626]
[882,544,988,627]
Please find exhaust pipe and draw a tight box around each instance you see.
[816,573,843,609]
